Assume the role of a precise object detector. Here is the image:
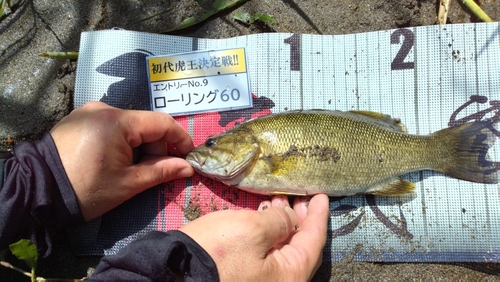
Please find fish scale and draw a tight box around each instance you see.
[186,110,498,197]
[242,112,425,194]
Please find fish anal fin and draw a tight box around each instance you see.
[349,110,407,132]
[370,178,415,196]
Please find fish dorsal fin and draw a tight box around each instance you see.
[349,110,387,120]
[348,110,407,132]
[370,178,415,196]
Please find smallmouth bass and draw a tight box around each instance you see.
[185,110,499,196]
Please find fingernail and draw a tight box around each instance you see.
[284,206,295,217]
[177,166,194,178]
[300,196,311,207]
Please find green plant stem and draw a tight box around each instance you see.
[1,0,6,18]
[164,0,248,32]
[1,260,36,279]
[460,0,492,22]
[39,52,79,60]
[1,260,82,281]
[134,7,172,24]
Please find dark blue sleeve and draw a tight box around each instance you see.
[90,230,219,281]
[0,133,84,257]
[1,133,219,280]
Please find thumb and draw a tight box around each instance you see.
[125,156,194,192]
[258,206,298,249]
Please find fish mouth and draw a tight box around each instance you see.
[185,152,206,168]
[186,151,236,180]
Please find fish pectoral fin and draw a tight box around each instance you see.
[262,154,297,176]
[348,110,407,133]
[370,178,415,196]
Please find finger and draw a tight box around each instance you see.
[293,196,311,226]
[80,101,110,111]
[50,101,109,133]
[122,110,194,155]
[286,194,329,270]
[123,156,194,193]
[300,194,329,231]
[142,140,169,156]
[258,200,272,211]
[271,195,290,207]
[258,207,298,249]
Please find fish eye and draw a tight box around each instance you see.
[205,139,216,147]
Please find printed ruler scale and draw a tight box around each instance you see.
[74,23,500,261]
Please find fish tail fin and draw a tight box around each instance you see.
[434,121,499,184]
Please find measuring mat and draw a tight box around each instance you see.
[73,23,500,262]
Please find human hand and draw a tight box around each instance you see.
[180,194,330,281]
[50,101,194,221]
